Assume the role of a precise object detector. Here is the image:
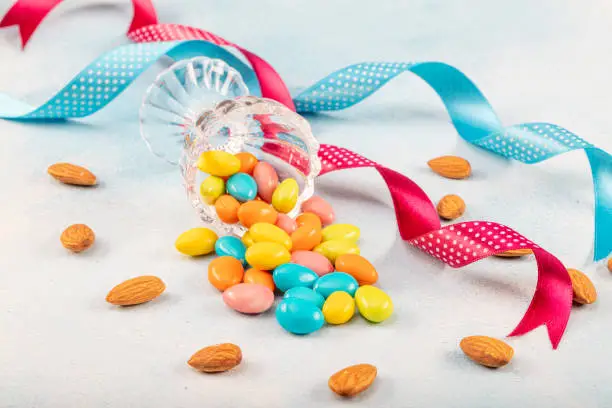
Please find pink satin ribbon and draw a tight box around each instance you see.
[320,145,572,347]
[128,24,296,110]
[256,113,572,348]
[0,0,158,48]
[0,12,574,347]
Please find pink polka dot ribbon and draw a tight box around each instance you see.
[0,0,158,48]
[128,24,296,110]
[261,137,573,348]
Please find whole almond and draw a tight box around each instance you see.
[494,248,533,258]
[48,163,97,186]
[60,224,95,253]
[328,363,377,397]
[459,336,514,368]
[427,156,471,179]
[436,194,465,220]
[106,276,166,306]
[567,268,597,304]
[188,343,242,373]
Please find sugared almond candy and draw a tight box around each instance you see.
[494,248,533,258]
[328,363,377,397]
[436,194,465,220]
[301,196,335,225]
[48,163,97,186]
[607,258,612,273]
[188,343,242,373]
[106,276,166,306]
[427,156,471,179]
[459,336,514,368]
[60,224,95,253]
[567,268,597,304]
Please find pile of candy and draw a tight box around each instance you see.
[175,150,393,335]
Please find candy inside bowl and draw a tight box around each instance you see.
[139,57,321,237]
[182,96,321,237]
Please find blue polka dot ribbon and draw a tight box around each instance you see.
[0,40,260,119]
[0,38,610,261]
[293,61,612,261]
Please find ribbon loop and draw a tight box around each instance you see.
[317,143,573,349]
[0,0,158,48]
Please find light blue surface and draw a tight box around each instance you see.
[1,1,612,407]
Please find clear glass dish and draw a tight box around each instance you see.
[140,57,321,236]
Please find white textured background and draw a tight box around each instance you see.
[1,1,611,407]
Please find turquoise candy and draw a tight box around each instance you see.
[276,298,325,335]
[273,263,318,292]
[313,272,358,298]
[214,236,247,264]
[226,173,257,202]
[284,287,325,309]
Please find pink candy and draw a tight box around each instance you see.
[275,213,297,234]
[222,283,275,314]
[301,196,335,225]
[253,162,278,203]
[291,250,334,276]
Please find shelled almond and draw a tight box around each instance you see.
[460,336,513,368]
[494,248,533,258]
[436,194,466,220]
[328,363,377,397]
[48,163,97,186]
[60,223,95,253]
[106,276,166,306]
[427,156,471,179]
[188,343,242,373]
[567,268,597,304]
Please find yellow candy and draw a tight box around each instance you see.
[249,222,292,250]
[242,231,255,247]
[322,291,355,324]
[271,178,299,213]
[313,240,360,263]
[200,175,225,204]
[175,227,218,256]
[355,285,393,323]
[197,151,241,177]
[246,242,291,270]
[321,224,360,243]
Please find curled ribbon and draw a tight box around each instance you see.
[0,24,575,347]
[0,0,157,48]
[318,145,572,347]
[128,25,612,263]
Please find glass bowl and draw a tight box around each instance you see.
[140,57,321,236]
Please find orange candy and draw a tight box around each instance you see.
[243,268,275,292]
[237,200,278,228]
[208,256,244,291]
[215,195,241,223]
[335,254,378,285]
[291,226,323,251]
[296,212,322,230]
[235,152,259,174]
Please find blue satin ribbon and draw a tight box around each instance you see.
[0,42,610,260]
[0,41,260,119]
